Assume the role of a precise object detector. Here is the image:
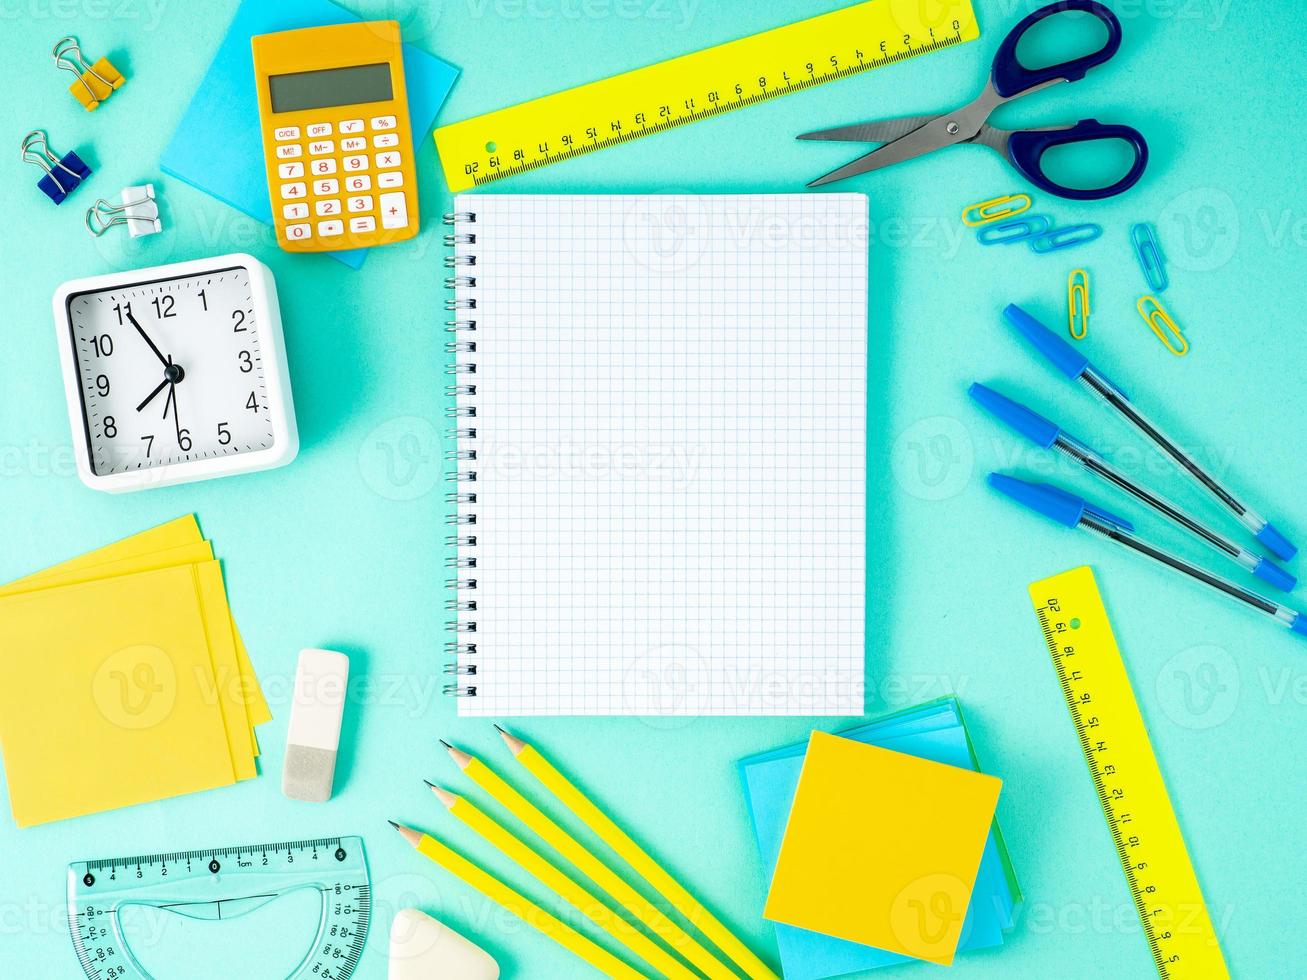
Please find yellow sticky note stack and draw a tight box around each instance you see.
[0,516,269,828]
[763,731,1002,966]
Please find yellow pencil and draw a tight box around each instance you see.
[389,820,645,980]
[497,726,780,980]
[427,782,695,980]
[443,740,742,980]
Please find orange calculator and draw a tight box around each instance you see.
[252,21,418,252]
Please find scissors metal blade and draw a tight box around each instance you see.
[797,114,939,144]
[807,113,976,187]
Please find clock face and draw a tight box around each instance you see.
[66,267,276,476]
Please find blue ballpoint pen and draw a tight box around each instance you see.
[1003,303,1298,562]
[969,382,1296,592]
[989,472,1307,640]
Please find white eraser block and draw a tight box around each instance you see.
[389,909,499,980]
[282,648,349,803]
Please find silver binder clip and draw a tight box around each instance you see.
[85,184,162,238]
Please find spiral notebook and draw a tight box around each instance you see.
[447,194,867,715]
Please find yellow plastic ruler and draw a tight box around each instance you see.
[434,0,980,191]
[1029,567,1228,979]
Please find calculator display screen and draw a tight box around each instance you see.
[268,62,393,113]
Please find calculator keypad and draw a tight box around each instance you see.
[272,117,412,247]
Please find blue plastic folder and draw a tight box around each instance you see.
[160,0,458,270]
[739,699,1020,980]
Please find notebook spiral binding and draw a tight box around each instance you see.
[443,211,479,698]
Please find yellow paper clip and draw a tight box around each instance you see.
[53,36,124,111]
[961,193,1032,227]
[1068,269,1090,340]
[1138,296,1188,356]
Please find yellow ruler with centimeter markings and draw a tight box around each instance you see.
[1030,567,1229,979]
[434,0,980,192]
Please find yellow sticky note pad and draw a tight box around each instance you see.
[763,731,1002,965]
[0,566,237,827]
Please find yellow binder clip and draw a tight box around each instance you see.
[1067,269,1090,340]
[1138,296,1188,356]
[961,193,1032,227]
[53,36,125,111]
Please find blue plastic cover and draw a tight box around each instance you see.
[969,383,1061,448]
[1256,522,1298,562]
[1252,558,1297,593]
[988,473,1133,531]
[1004,304,1092,380]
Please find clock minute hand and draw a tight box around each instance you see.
[126,310,170,368]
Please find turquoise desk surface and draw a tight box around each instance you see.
[1,2,1303,977]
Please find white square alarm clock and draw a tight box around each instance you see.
[52,253,298,492]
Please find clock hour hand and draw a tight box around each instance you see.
[136,376,169,412]
[126,310,170,369]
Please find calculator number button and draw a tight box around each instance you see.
[274,126,301,141]
[350,216,376,233]
[306,122,333,137]
[283,202,309,219]
[286,223,312,240]
[309,140,335,156]
[373,133,399,148]
[316,199,342,216]
[342,154,369,172]
[318,220,344,237]
[280,182,307,200]
[341,136,368,152]
[374,151,402,170]
[378,171,403,189]
[347,195,373,213]
[313,178,340,195]
[380,191,408,229]
[278,162,304,179]
[370,114,397,131]
[275,144,302,159]
[311,158,338,176]
[345,174,372,192]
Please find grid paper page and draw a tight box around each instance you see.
[453,194,866,715]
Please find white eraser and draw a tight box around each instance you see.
[389,909,499,980]
[282,648,349,803]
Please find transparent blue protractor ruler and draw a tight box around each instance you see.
[67,836,370,980]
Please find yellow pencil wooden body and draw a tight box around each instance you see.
[449,794,691,980]
[413,831,645,980]
[517,745,779,980]
[467,757,740,980]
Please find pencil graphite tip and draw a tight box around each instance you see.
[430,784,458,808]
[387,819,400,831]
[438,738,453,751]
[422,779,436,789]
[443,740,474,770]
[496,725,527,756]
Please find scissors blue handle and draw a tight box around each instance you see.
[801,0,1149,200]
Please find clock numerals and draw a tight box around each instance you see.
[112,301,132,325]
[152,295,176,319]
[141,435,154,458]
[178,429,192,452]
[238,350,253,373]
[233,310,248,332]
[90,334,113,358]
[103,416,117,438]
[197,288,208,311]
[246,391,260,413]
[218,423,231,446]
[95,374,110,397]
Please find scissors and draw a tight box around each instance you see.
[800,0,1148,200]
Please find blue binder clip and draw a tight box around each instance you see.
[1130,222,1168,292]
[1029,223,1103,254]
[22,130,91,204]
[977,214,1051,245]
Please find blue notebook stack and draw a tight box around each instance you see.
[739,698,1021,979]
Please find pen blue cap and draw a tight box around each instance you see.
[969,383,1061,449]
[1003,304,1091,381]
[1252,557,1297,593]
[1255,522,1298,562]
[988,473,1134,532]
[1290,614,1307,638]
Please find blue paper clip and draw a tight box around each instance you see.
[1029,223,1103,254]
[1131,222,1168,292]
[22,130,91,204]
[977,214,1051,245]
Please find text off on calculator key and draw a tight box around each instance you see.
[307,122,333,137]
[380,191,408,229]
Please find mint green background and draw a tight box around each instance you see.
[1,1,1302,977]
